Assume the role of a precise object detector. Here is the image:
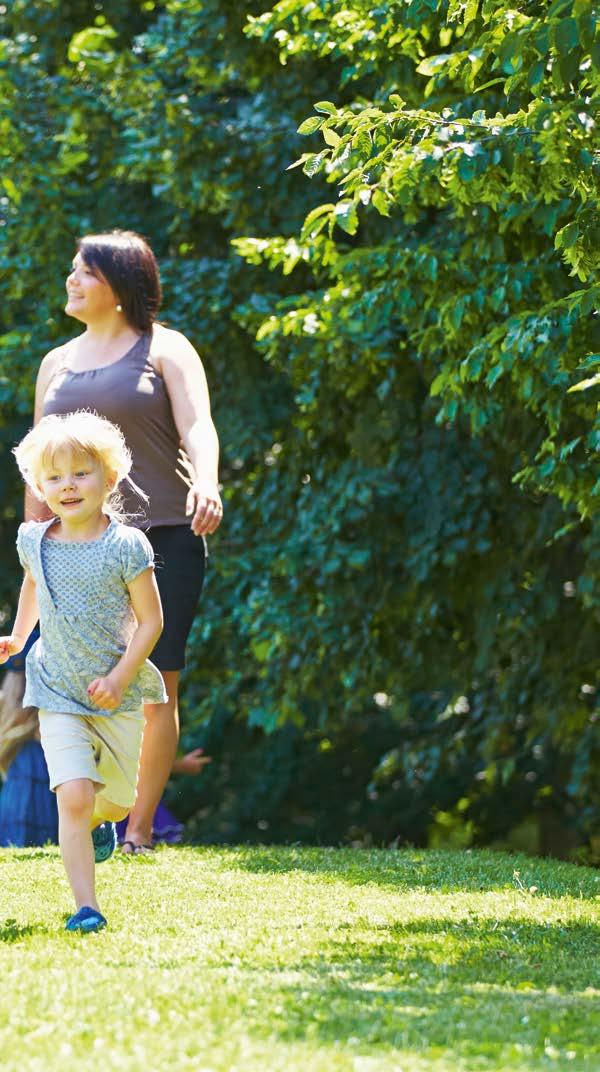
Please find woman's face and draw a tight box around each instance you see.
[65,252,120,324]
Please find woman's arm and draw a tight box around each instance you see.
[87,568,164,710]
[0,572,39,662]
[25,348,64,523]
[154,328,223,537]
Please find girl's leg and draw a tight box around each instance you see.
[122,670,179,849]
[93,795,129,825]
[56,778,98,910]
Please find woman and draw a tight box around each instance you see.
[27,229,222,853]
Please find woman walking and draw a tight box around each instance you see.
[28,230,222,853]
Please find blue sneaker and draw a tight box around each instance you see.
[92,822,117,863]
[65,906,107,933]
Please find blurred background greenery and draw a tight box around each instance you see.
[0,0,598,861]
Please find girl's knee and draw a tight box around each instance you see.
[56,778,95,817]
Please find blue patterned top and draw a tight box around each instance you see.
[17,518,167,715]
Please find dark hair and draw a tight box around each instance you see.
[77,230,162,333]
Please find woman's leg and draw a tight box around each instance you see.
[56,778,98,910]
[122,669,179,849]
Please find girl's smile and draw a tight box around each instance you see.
[38,447,116,538]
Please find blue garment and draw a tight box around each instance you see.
[16,518,167,715]
[3,626,40,672]
[0,740,58,847]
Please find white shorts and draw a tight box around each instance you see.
[38,709,144,809]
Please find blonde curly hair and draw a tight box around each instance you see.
[13,410,143,520]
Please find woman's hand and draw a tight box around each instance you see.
[185,479,223,536]
[172,748,212,776]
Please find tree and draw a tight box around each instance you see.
[233,0,600,854]
[0,0,598,853]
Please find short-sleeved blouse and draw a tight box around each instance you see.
[17,518,167,716]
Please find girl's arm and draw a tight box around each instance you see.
[87,568,163,710]
[0,572,39,662]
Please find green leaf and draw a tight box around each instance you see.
[353,131,372,156]
[554,17,579,55]
[430,371,449,396]
[67,24,117,64]
[416,53,452,77]
[568,373,600,392]
[314,101,337,114]
[301,203,335,239]
[555,222,579,250]
[528,59,545,90]
[464,0,479,26]
[322,126,341,148]
[371,188,390,216]
[334,200,359,234]
[297,116,323,136]
[303,151,329,177]
[302,203,335,229]
[286,153,314,172]
[1,176,20,204]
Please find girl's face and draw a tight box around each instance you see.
[38,447,115,526]
[65,253,119,324]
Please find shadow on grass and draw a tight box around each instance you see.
[250,969,595,1069]
[224,845,600,899]
[0,918,54,942]
[237,918,599,1068]
[293,917,600,991]
[1,846,59,861]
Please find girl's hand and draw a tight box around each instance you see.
[172,748,212,776]
[185,479,223,536]
[0,635,24,664]
[87,675,123,710]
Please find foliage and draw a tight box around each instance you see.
[231,0,600,855]
[0,1,598,853]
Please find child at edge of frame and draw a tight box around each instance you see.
[0,410,166,933]
[0,630,58,847]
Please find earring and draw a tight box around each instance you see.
[116,304,122,312]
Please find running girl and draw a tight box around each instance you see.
[0,411,166,932]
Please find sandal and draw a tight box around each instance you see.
[120,839,154,855]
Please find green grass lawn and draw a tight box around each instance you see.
[0,845,598,1071]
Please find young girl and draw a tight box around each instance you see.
[0,411,166,932]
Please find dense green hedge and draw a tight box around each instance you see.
[1,1,598,858]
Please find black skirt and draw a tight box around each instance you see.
[146,525,207,672]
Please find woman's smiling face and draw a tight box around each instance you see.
[65,253,119,324]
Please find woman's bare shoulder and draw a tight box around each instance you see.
[152,323,196,350]
[38,341,71,375]
[34,340,78,417]
[151,324,201,367]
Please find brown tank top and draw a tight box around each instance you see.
[43,332,190,528]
